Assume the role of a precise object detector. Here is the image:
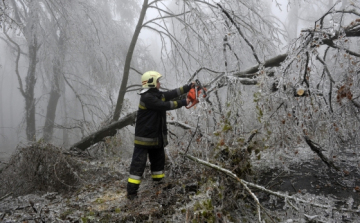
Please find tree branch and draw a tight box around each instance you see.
[130,67,143,75]
[217,3,261,64]
[316,54,335,112]
[322,39,360,57]
[2,24,26,98]
[143,6,190,27]
[303,136,340,171]
[188,67,224,85]
[63,74,86,120]
[168,120,212,141]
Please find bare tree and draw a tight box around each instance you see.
[2,0,43,141]
[1,0,138,145]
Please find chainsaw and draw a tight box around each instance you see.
[186,79,208,109]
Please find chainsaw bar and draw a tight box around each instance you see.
[195,79,207,97]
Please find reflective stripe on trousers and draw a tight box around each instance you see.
[128,174,141,184]
[151,171,165,179]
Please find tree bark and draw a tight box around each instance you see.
[62,88,69,146]
[43,31,66,142]
[112,0,148,121]
[0,65,3,146]
[9,0,40,142]
[70,111,137,151]
[43,79,61,142]
[25,37,38,142]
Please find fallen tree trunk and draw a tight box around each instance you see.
[70,111,137,151]
[233,54,288,78]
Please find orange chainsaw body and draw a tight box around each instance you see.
[186,87,207,109]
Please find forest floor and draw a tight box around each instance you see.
[0,144,360,222]
[258,159,360,222]
[259,160,360,206]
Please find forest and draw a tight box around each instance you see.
[1,0,360,222]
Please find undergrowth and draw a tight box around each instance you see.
[0,142,82,197]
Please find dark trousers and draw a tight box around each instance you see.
[127,146,165,195]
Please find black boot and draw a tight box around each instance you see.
[153,177,164,185]
[127,182,139,200]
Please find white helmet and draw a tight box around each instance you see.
[141,71,162,89]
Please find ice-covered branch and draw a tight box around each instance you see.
[217,3,261,65]
[180,152,263,222]
[304,136,340,171]
[2,24,26,98]
[168,121,195,131]
[187,67,224,84]
[322,39,360,57]
[168,120,212,142]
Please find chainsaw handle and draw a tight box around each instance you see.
[186,101,198,109]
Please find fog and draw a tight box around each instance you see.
[0,0,351,161]
[0,39,27,159]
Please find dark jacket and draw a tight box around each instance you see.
[134,85,191,148]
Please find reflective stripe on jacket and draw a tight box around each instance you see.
[134,85,190,148]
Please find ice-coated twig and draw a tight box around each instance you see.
[181,152,263,222]
[167,120,212,141]
[217,3,261,64]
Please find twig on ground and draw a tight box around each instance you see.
[0,192,13,201]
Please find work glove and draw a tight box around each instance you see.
[188,82,195,89]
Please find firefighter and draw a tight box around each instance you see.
[127,71,194,199]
